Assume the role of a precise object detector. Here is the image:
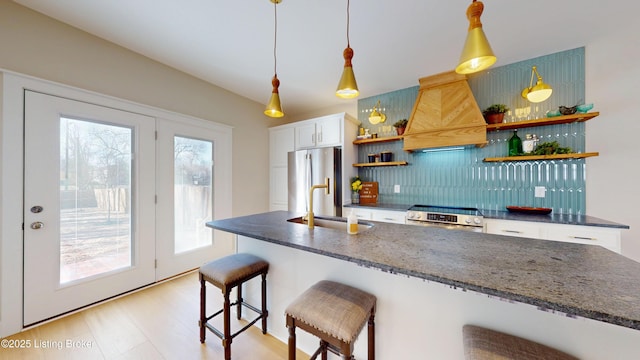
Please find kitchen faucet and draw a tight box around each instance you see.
[307,177,330,229]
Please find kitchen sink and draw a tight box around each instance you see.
[287,216,373,231]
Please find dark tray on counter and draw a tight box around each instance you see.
[506,206,552,215]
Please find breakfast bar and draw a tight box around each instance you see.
[207,211,640,359]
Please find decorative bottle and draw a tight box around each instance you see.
[522,134,535,154]
[508,130,522,156]
[347,210,359,235]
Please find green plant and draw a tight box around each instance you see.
[483,104,510,115]
[393,119,408,128]
[531,141,573,155]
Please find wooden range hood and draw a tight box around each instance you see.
[403,70,487,151]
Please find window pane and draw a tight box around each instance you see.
[174,136,213,253]
[60,118,133,284]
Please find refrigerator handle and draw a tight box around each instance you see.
[305,153,311,210]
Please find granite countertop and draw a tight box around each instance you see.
[207,210,640,330]
[346,203,629,229]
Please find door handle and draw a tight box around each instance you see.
[30,222,44,230]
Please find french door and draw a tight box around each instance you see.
[154,119,218,280]
[23,91,156,325]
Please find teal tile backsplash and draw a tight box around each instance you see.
[356,48,587,214]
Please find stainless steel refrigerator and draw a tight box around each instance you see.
[288,147,342,217]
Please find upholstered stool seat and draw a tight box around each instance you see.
[285,280,376,360]
[199,253,269,360]
[463,325,579,360]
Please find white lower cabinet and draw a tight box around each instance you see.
[484,219,621,253]
[484,219,542,239]
[346,207,406,224]
[371,209,406,224]
[544,223,621,253]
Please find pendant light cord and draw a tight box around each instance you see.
[346,0,350,47]
[273,1,278,76]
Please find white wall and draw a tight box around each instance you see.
[586,22,640,262]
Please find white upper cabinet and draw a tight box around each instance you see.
[269,125,295,211]
[294,113,343,149]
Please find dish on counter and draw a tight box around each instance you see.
[506,206,552,215]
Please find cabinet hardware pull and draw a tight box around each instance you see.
[502,229,523,234]
[570,236,597,241]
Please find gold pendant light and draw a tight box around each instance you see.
[455,0,496,75]
[521,66,553,103]
[336,0,359,99]
[264,0,284,118]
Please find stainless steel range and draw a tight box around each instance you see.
[406,205,484,232]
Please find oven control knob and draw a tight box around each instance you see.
[465,218,472,224]
[407,211,419,220]
[473,217,482,225]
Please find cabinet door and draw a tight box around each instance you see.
[484,219,542,239]
[544,224,621,253]
[295,122,317,149]
[269,126,294,211]
[316,116,341,147]
[270,126,295,166]
[346,207,372,221]
[370,209,406,224]
[270,166,289,211]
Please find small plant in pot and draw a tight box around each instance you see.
[393,119,408,135]
[482,104,509,124]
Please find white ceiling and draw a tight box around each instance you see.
[14,0,626,118]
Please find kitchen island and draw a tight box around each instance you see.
[207,211,640,359]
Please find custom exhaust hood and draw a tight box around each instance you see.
[403,70,487,151]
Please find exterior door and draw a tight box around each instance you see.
[23,91,156,325]
[155,119,217,280]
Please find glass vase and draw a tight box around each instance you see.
[351,191,360,204]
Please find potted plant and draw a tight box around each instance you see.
[393,119,408,135]
[350,176,363,204]
[482,104,509,124]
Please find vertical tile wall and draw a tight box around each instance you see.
[356,47,587,214]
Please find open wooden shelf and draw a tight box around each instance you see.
[353,135,403,145]
[483,152,599,162]
[353,161,408,167]
[486,112,599,132]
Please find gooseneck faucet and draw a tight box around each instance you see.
[307,177,330,229]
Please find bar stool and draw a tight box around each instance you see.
[285,280,376,360]
[462,324,579,360]
[199,253,269,360]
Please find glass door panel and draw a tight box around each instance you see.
[174,136,213,254]
[59,118,133,284]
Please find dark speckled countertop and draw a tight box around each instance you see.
[207,211,640,330]
[346,203,629,229]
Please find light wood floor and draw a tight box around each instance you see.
[1,271,309,359]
